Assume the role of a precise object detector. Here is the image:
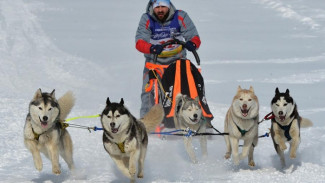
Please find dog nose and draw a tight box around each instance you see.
[242,104,247,109]
[110,122,115,128]
[43,116,48,121]
[193,114,198,119]
[279,111,283,115]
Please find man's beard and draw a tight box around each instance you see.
[155,10,169,22]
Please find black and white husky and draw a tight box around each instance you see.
[100,98,164,183]
[174,93,207,164]
[270,88,313,167]
[24,89,75,174]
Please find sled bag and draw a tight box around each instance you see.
[161,59,214,128]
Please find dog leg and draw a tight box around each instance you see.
[112,157,132,178]
[275,145,286,167]
[129,150,140,182]
[183,136,198,163]
[200,136,208,158]
[137,147,147,178]
[60,131,75,170]
[248,136,258,167]
[47,142,61,175]
[289,121,300,159]
[229,136,240,165]
[45,143,60,175]
[25,140,43,171]
[240,138,254,160]
[224,135,231,159]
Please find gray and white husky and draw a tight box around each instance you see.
[24,89,75,174]
[100,98,164,183]
[174,93,207,164]
[224,86,259,166]
[270,88,313,167]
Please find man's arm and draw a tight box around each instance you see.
[135,14,152,54]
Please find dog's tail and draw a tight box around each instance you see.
[140,104,164,133]
[58,91,75,121]
[300,117,313,128]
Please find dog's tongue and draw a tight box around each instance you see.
[241,109,248,117]
[41,122,48,128]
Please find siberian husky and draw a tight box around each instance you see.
[24,89,75,174]
[100,98,164,183]
[270,88,313,167]
[173,93,207,164]
[224,86,259,166]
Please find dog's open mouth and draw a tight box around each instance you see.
[111,126,120,133]
[279,115,286,121]
[189,117,199,123]
[241,108,250,117]
[39,117,48,128]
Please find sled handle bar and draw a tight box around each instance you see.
[153,39,200,66]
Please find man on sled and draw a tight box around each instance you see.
[135,0,213,129]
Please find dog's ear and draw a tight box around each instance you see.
[237,85,242,93]
[285,89,290,96]
[275,87,280,94]
[194,96,200,103]
[106,97,111,105]
[120,98,124,105]
[33,88,42,99]
[50,89,55,98]
[249,86,254,93]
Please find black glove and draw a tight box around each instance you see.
[184,41,196,51]
[150,45,164,54]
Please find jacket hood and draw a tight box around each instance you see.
[146,0,176,22]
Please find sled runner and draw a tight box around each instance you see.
[146,38,214,129]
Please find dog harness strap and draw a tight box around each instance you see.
[116,142,125,153]
[276,121,293,141]
[236,124,248,136]
[32,128,40,141]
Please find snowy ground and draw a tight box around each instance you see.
[1,0,325,182]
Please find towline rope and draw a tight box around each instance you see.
[62,114,103,132]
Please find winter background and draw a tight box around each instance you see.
[1,0,325,182]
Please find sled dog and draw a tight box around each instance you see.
[173,93,207,163]
[101,98,164,183]
[24,89,75,174]
[224,86,259,166]
[270,88,313,167]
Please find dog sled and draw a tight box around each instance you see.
[146,38,214,129]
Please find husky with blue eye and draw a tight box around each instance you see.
[24,89,75,175]
[224,86,259,167]
[100,98,164,183]
[270,87,313,167]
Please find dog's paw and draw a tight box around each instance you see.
[137,172,144,178]
[279,143,287,151]
[249,160,255,167]
[290,152,297,159]
[192,158,198,164]
[224,152,231,159]
[34,159,43,171]
[233,155,240,165]
[129,166,136,177]
[52,167,61,175]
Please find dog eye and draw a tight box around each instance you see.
[48,108,52,111]
[276,104,279,106]
[248,99,252,101]
[107,115,111,118]
[38,107,42,110]
[116,115,120,118]
[284,103,287,106]
[240,98,243,101]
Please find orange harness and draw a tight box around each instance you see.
[144,60,212,119]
